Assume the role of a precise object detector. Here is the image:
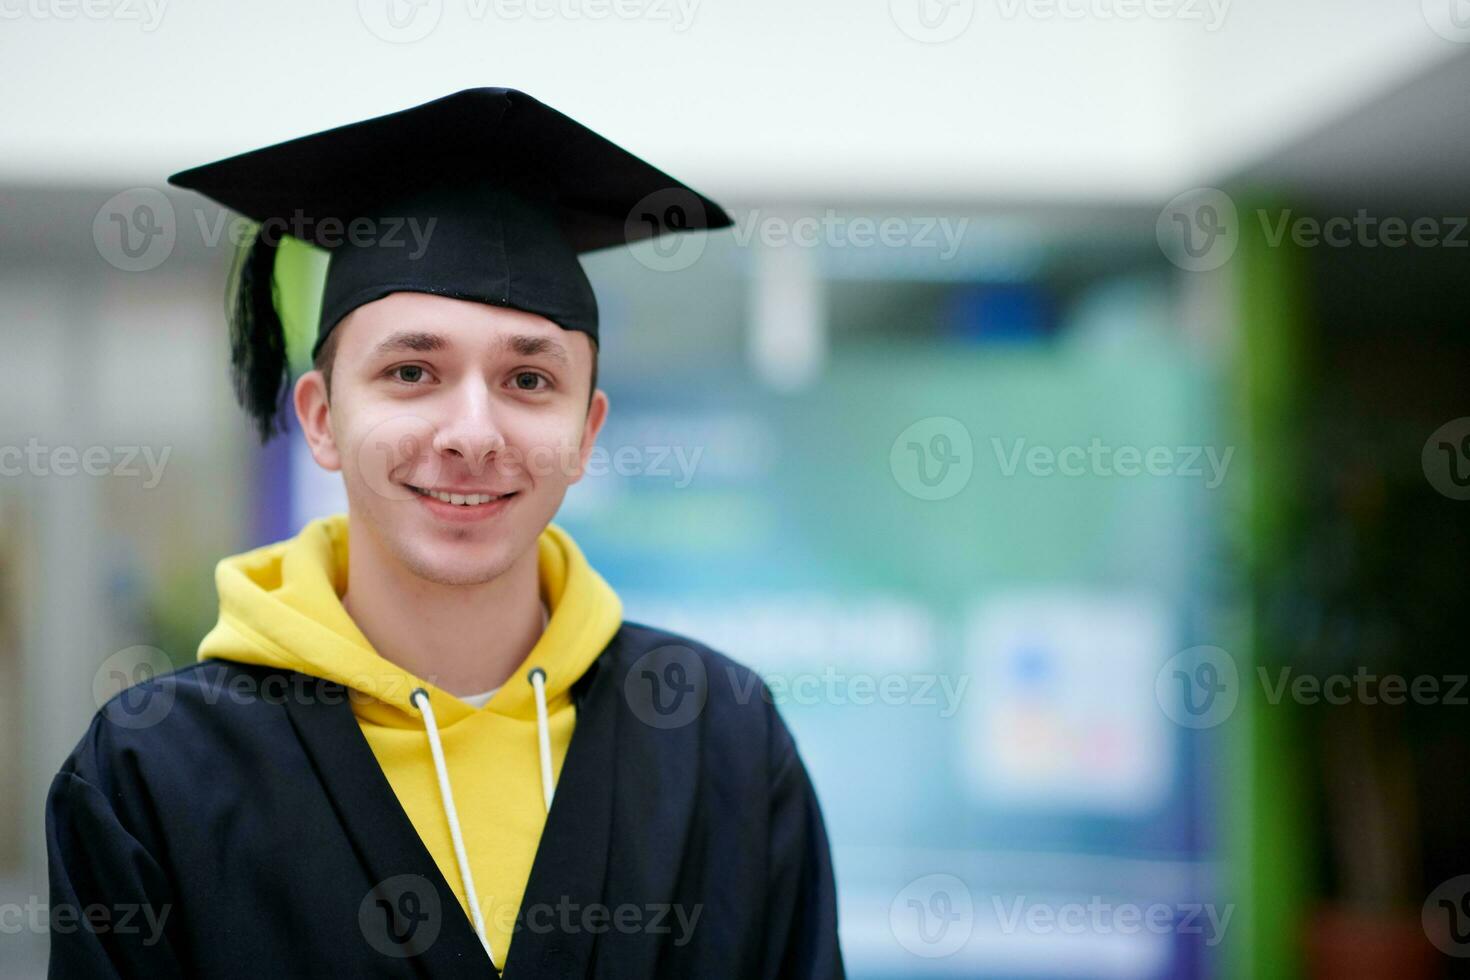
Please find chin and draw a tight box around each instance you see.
[393,537,516,587]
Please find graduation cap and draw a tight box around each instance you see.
[167,87,732,440]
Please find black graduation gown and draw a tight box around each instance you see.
[45,621,846,978]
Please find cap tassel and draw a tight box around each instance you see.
[227,225,291,442]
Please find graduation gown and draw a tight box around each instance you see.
[45,621,846,978]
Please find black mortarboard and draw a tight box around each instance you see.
[166,87,731,440]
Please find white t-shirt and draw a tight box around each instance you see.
[458,687,500,710]
[457,599,550,709]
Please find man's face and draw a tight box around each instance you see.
[295,291,608,587]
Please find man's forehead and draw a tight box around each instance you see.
[340,293,587,361]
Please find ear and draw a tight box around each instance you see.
[293,370,342,472]
[569,388,609,485]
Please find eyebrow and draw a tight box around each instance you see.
[499,333,570,365]
[373,330,446,355]
[372,330,570,365]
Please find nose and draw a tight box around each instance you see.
[430,381,506,474]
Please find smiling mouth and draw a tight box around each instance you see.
[407,485,518,507]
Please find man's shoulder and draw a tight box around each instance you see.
[615,617,767,687]
[611,618,784,736]
[57,659,312,787]
[94,658,320,720]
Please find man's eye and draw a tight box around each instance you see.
[513,371,549,391]
[391,365,426,384]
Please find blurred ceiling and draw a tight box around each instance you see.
[0,0,1463,205]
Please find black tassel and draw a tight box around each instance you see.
[226,225,291,442]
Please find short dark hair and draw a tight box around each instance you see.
[312,325,599,408]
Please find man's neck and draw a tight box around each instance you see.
[340,524,546,696]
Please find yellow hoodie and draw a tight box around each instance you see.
[197,513,623,971]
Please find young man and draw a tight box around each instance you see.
[46,88,844,978]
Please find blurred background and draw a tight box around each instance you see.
[3,2,1470,977]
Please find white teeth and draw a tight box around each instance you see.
[413,487,505,506]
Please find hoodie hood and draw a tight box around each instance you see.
[198,512,622,725]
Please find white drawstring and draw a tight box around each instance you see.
[411,687,494,966]
[528,668,555,812]
[409,670,557,968]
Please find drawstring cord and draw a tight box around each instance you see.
[410,669,557,967]
[528,668,555,812]
[410,686,493,964]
